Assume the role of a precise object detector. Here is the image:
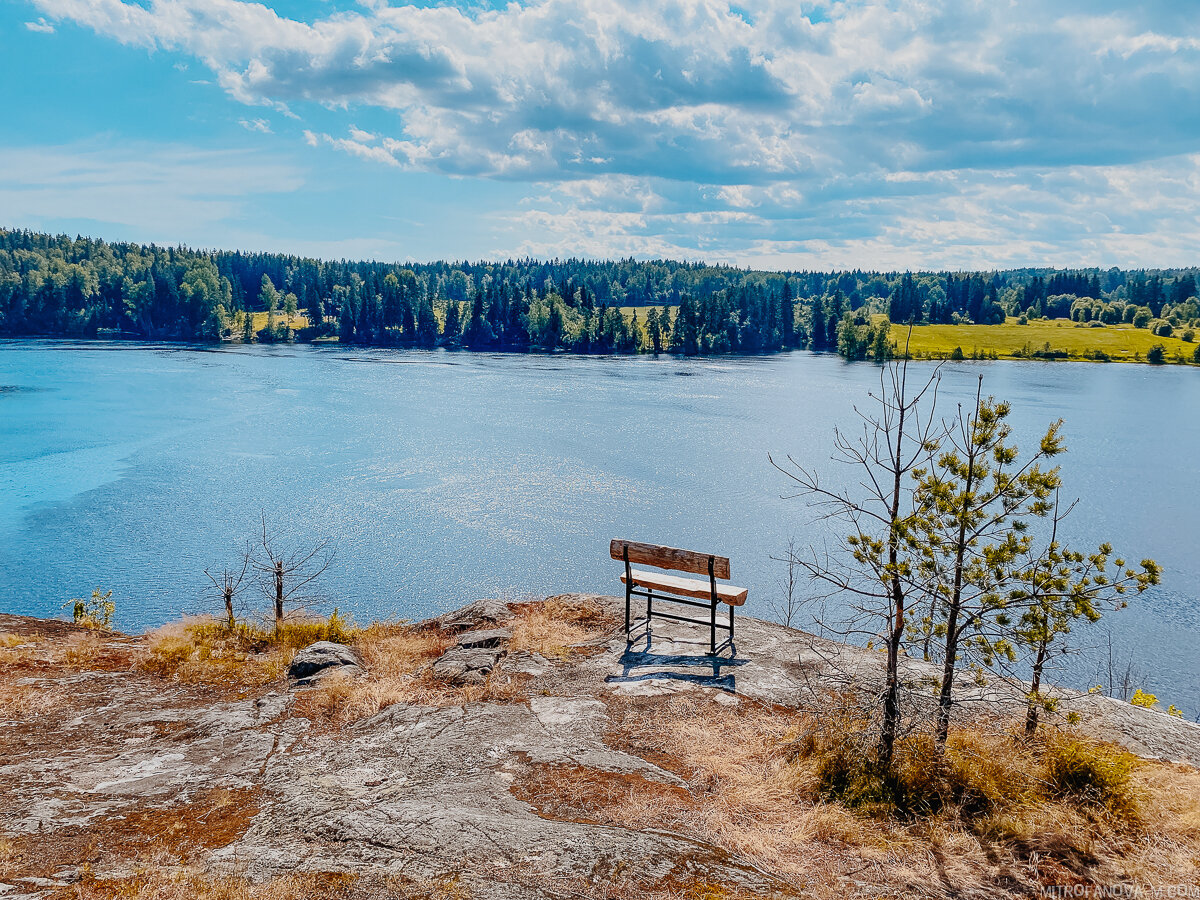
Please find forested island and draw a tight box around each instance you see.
[2,228,1198,363]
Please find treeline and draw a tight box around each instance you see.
[1,229,1197,359]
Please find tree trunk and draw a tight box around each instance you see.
[936,614,960,744]
[878,390,908,769]
[224,589,234,630]
[935,381,981,747]
[880,577,904,769]
[274,561,284,634]
[1025,640,1048,737]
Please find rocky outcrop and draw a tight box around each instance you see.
[287,640,365,687]
[430,626,512,685]
[1,599,1197,900]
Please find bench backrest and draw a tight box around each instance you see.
[609,539,731,580]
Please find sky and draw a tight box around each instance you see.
[3,0,1200,269]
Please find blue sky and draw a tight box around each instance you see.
[3,0,1200,268]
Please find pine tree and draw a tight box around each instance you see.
[810,299,826,350]
[443,299,461,345]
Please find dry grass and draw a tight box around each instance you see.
[510,692,1200,898]
[508,595,618,659]
[138,613,362,692]
[140,620,292,691]
[0,788,262,886]
[0,630,128,721]
[297,623,522,728]
[72,866,475,900]
[0,679,67,720]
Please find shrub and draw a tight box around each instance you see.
[1152,320,1174,337]
[1147,344,1166,364]
[1130,688,1158,708]
[812,728,1036,820]
[1194,344,1200,364]
[64,588,115,629]
[949,346,965,360]
[1043,735,1139,821]
[1181,329,1195,342]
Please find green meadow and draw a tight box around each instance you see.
[892,317,1198,364]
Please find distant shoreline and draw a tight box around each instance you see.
[3,332,1197,367]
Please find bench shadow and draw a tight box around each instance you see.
[603,625,750,693]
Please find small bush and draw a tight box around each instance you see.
[949,346,964,360]
[1130,688,1158,709]
[1182,329,1195,342]
[1147,344,1166,364]
[64,588,115,629]
[814,729,1036,820]
[1043,735,1139,821]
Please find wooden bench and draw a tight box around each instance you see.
[610,539,748,654]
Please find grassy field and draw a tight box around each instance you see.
[893,317,1198,364]
[249,311,310,331]
[619,305,676,318]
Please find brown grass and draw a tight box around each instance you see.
[0,788,262,884]
[141,621,291,691]
[296,623,523,728]
[139,610,366,691]
[509,692,1200,899]
[0,679,68,720]
[0,629,130,721]
[508,595,619,659]
[73,867,474,900]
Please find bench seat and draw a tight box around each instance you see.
[621,568,748,607]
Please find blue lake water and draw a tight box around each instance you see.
[1,341,1197,715]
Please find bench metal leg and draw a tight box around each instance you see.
[708,557,718,655]
[730,604,734,643]
[647,591,652,625]
[623,545,632,635]
[710,599,717,654]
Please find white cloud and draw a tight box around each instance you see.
[24,17,55,33]
[495,154,1200,269]
[23,0,1200,266]
[239,117,272,133]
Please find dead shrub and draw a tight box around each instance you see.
[63,632,107,669]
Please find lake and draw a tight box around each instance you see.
[1,341,1197,715]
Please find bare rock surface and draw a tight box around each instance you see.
[1,600,1197,899]
[288,640,365,686]
[429,626,513,685]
